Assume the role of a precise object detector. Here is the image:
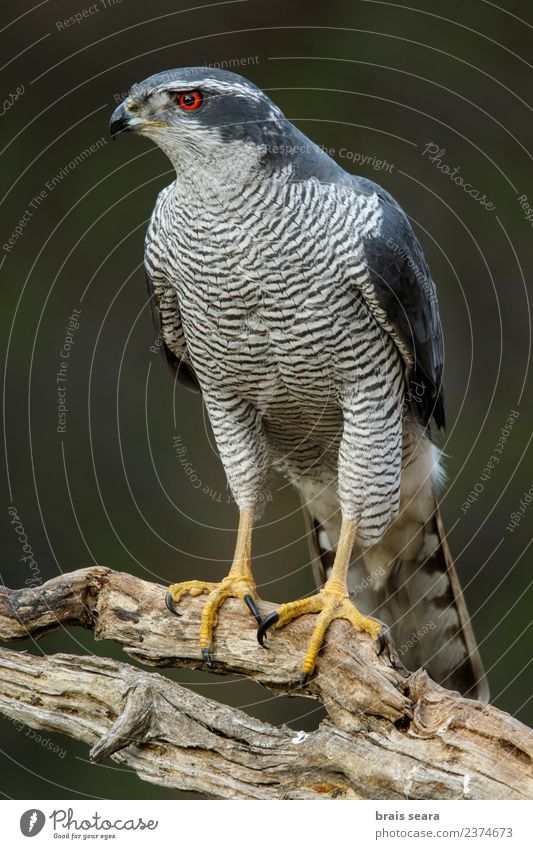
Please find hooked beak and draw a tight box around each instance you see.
[109,103,131,140]
[110,102,168,140]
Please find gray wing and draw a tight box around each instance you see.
[146,270,199,390]
[284,126,444,429]
[355,177,445,429]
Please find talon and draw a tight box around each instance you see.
[165,591,182,617]
[257,610,279,647]
[376,626,405,671]
[300,672,309,687]
[243,593,262,625]
[202,648,213,668]
[376,625,391,657]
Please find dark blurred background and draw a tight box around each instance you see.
[1,0,532,799]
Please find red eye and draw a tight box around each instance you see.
[176,90,203,110]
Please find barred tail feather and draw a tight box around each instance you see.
[371,506,488,701]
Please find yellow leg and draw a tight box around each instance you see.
[258,519,390,683]
[166,509,261,666]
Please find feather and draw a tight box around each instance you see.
[302,441,488,702]
[353,177,445,430]
[145,269,199,390]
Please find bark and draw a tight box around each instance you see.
[0,567,531,799]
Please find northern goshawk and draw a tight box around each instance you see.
[110,68,487,699]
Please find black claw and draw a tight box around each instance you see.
[376,624,405,670]
[377,623,396,658]
[374,624,406,671]
[257,610,279,647]
[243,594,262,626]
[300,672,310,687]
[165,591,182,617]
[202,648,213,668]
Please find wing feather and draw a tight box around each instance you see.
[355,178,445,429]
[145,270,199,390]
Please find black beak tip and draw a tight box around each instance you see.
[109,121,124,141]
[109,105,129,141]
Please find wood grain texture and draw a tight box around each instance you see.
[0,567,531,799]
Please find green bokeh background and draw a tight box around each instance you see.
[1,0,532,799]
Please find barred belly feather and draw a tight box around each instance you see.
[146,169,405,547]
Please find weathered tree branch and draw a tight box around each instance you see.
[0,567,531,799]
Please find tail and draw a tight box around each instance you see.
[300,440,489,702]
[374,505,488,700]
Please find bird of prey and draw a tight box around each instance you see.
[110,68,488,700]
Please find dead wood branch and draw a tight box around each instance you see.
[0,567,531,799]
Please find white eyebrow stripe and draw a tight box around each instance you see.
[150,79,262,99]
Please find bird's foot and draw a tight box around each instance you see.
[257,584,393,684]
[166,576,261,668]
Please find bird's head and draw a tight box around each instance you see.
[110,67,291,180]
